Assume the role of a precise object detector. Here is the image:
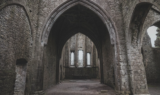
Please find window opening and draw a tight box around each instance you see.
[78,50,83,67]
[87,53,91,65]
[147,26,158,47]
[71,52,74,66]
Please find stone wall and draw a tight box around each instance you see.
[101,31,115,88]
[152,28,160,83]
[42,31,57,90]
[142,33,159,83]
[153,48,160,83]
[0,5,31,95]
[65,68,99,79]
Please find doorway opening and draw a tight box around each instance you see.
[42,3,116,95]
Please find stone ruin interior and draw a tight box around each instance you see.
[0,0,160,95]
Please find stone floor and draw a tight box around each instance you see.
[45,80,160,95]
[45,79,116,95]
[148,83,160,95]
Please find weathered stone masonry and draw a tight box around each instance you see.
[0,5,32,95]
[0,0,160,95]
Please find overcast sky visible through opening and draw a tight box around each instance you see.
[147,26,158,47]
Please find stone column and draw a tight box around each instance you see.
[126,45,150,95]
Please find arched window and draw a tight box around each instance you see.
[87,53,91,66]
[70,52,74,66]
[78,50,83,67]
[147,26,158,47]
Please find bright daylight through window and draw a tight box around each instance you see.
[147,26,158,47]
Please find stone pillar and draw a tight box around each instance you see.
[99,54,104,83]
[127,46,150,95]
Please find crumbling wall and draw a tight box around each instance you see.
[0,5,31,95]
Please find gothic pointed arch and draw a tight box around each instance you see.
[41,0,118,46]
[41,0,121,92]
[126,1,160,95]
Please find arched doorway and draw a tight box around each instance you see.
[41,2,118,94]
[127,2,160,95]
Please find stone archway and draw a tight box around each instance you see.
[127,2,160,95]
[142,21,160,94]
[41,0,120,92]
[41,0,117,46]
